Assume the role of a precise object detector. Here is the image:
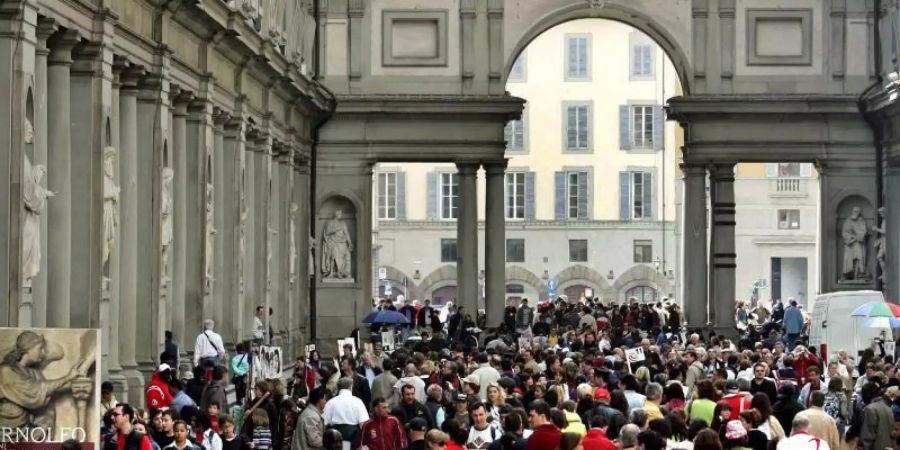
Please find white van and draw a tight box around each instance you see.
[809,290,888,361]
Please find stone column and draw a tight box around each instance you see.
[710,163,737,336]
[456,163,479,318]
[267,145,282,343]
[885,162,900,301]
[291,155,310,345]
[483,161,506,328]
[45,29,80,327]
[221,116,242,343]
[212,109,229,341]
[242,129,258,340]
[117,63,144,403]
[170,88,191,366]
[105,59,124,380]
[253,133,271,343]
[184,99,211,351]
[31,18,56,327]
[681,163,709,329]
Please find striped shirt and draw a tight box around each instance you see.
[253,426,272,450]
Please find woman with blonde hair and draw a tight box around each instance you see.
[486,382,507,422]
[425,430,451,450]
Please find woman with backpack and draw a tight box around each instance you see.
[822,377,849,438]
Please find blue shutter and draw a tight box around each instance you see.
[397,172,407,220]
[619,171,630,220]
[567,38,577,77]
[644,173,654,220]
[577,172,589,219]
[653,105,664,151]
[554,171,566,220]
[504,122,512,149]
[619,105,631,150]
[426,172,437,220]
[578,107,589,149]
[643,45,653,76]
[566,107,576,149]
[525,171,536,220]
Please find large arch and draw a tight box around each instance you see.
[553,265,617,300]
[612,264,675,302]
[505,265,546,292]
[504,0,692,92]
[379,265,421,300]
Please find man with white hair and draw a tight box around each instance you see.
[775,416,830,450]
[617,424,640,450]
[193,319,226,369]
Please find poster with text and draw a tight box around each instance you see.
[0,327,100,450]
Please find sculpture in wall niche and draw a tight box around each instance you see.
[22,118,53,286]
[308,234,316,278]
[841,206,870,281]
[160,168,174,281]
[102,147,119,268]
[874,207,887,282]
[321,210,353,280]
[289,203,297,285]
[205,183,216,283]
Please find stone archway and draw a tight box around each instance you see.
[612,264,674,303]
[553,265,617,301]
[503,0,692,92]
[378,265,421,300]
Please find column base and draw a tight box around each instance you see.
[118,368,145,406]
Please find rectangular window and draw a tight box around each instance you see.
[631,105,654,148]
[567,171,588,219]
[631,171,652,219]
[508,52,526,81]
[566,35,590,79]
[505,119,525,151]
[440,238,458,262]
[778,209,800,229]
[631,44,653,76]
[633,239,653,263]
[505,172,526,220]
[439,172,458,220]
[569,239,588,262]
[778,163,802,177]
[566,105,590,150]
[506,239,525,263]
[376,172,397,220]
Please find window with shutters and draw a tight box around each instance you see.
[628,171,653,220]
[439,172,458,220]
[508,51,526,81]
[569,239,588,262]
[376,172,397,220]
[506,239,525,263]
[565,34,591,80]
[440,239,458,262]
[631,44,654,77]
[777,209,800,229]
[631,105,654,149]
[567,171,589,219]
[565,104,591,151]
[505,172,526,220]
[633,240,653,263]
[505,118,525,152]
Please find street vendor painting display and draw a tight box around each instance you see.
[0,328,99,449]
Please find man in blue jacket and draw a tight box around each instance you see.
[783,299,805,348]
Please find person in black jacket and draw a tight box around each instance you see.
[392,384,435,430]
[340,357,372,408]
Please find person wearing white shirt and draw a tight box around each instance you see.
[253,306,266,343]
[193,320,225,369]
[775,416,830,450]
[323,378,370,450]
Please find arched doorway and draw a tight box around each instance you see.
[429,285,457,309]
[625,285,658,303]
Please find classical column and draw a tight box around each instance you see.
[681,163,709,329]
[456,163,479,317]
[31,18,56,327]
[253,133,271,343]
[242,130,258,339]
[267,145,282,343]
[220,116,242,343]
[45,29,80,327]
[117,63,144,403]
[184,99,211,348]
[885,163,900,301]
[483,161,506,328]
[291,154,310,344]
[170,88,191,367]
[105,58,124,380]
[710,163,737,336]
[212,109,229,340]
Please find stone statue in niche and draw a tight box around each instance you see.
[160,167,174,281]
[321,210,352,279]
[102,147,119,268]
[841,206,870,281]
[205,183,216,283]
[874,207,887,282]
[308,234,316,278]
[22,118,53,286]
[289,203,297,285]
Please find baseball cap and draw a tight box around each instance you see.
[462,374,480,387]
[455,393,468,402]
[408,417,428,432]
[158,363,172,372]
[724,380,739,392]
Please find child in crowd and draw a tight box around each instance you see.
[249,408,272,450]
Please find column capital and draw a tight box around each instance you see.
[47,29,81,66]
[456,162,480,175]
[679,162,708,176]
[118,63,145,93]
[36,17,58,46]
[170,85,194,115]
[709,162,736,181]
[482,160,508,175]
[71,41,103,75]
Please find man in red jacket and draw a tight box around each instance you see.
[526,400,561,450]
[145,364,174,410]
[358,398,407,450]
[719,380,752,415]
[581,415,617,450]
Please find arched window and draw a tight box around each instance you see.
[625,285,658,303]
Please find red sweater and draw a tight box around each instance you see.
[145,372,173,410]
[582,429,617,450]
[117,431,152,450]
[358,416,408,450]
[527,424,561,450]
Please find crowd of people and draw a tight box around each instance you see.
[99,296,900,450]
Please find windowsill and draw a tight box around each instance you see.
[563,148,593,154]
[624,147,656,153]
[564,76,592,82]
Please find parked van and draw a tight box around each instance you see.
[809,290,888,361]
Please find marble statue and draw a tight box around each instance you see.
[842,206,869,281]
[874,207,887,282]
[22,118,53,285]
[205,183,216,282]
[289,203,297,285]
[321,210,353,279]
[308,234,316,278]
[160,167,174,279]
[102,147,119,267]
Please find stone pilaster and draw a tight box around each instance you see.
[456,163,479,318]
[221,117,244,343]
[212,108,230,342]
[710,163,737,336]
[681,163,709,329]
[252,132,271,343]
[170,87,192,368]
[267,143,282,343]
[45,28,80,327]
[483,161,506,329]
[242,128,258,340]
[291,151,310,346]
[184,98,212,355]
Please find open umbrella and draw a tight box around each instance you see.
[850,301,900,318]
[361,309,410,325]
[863,317,900,329]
